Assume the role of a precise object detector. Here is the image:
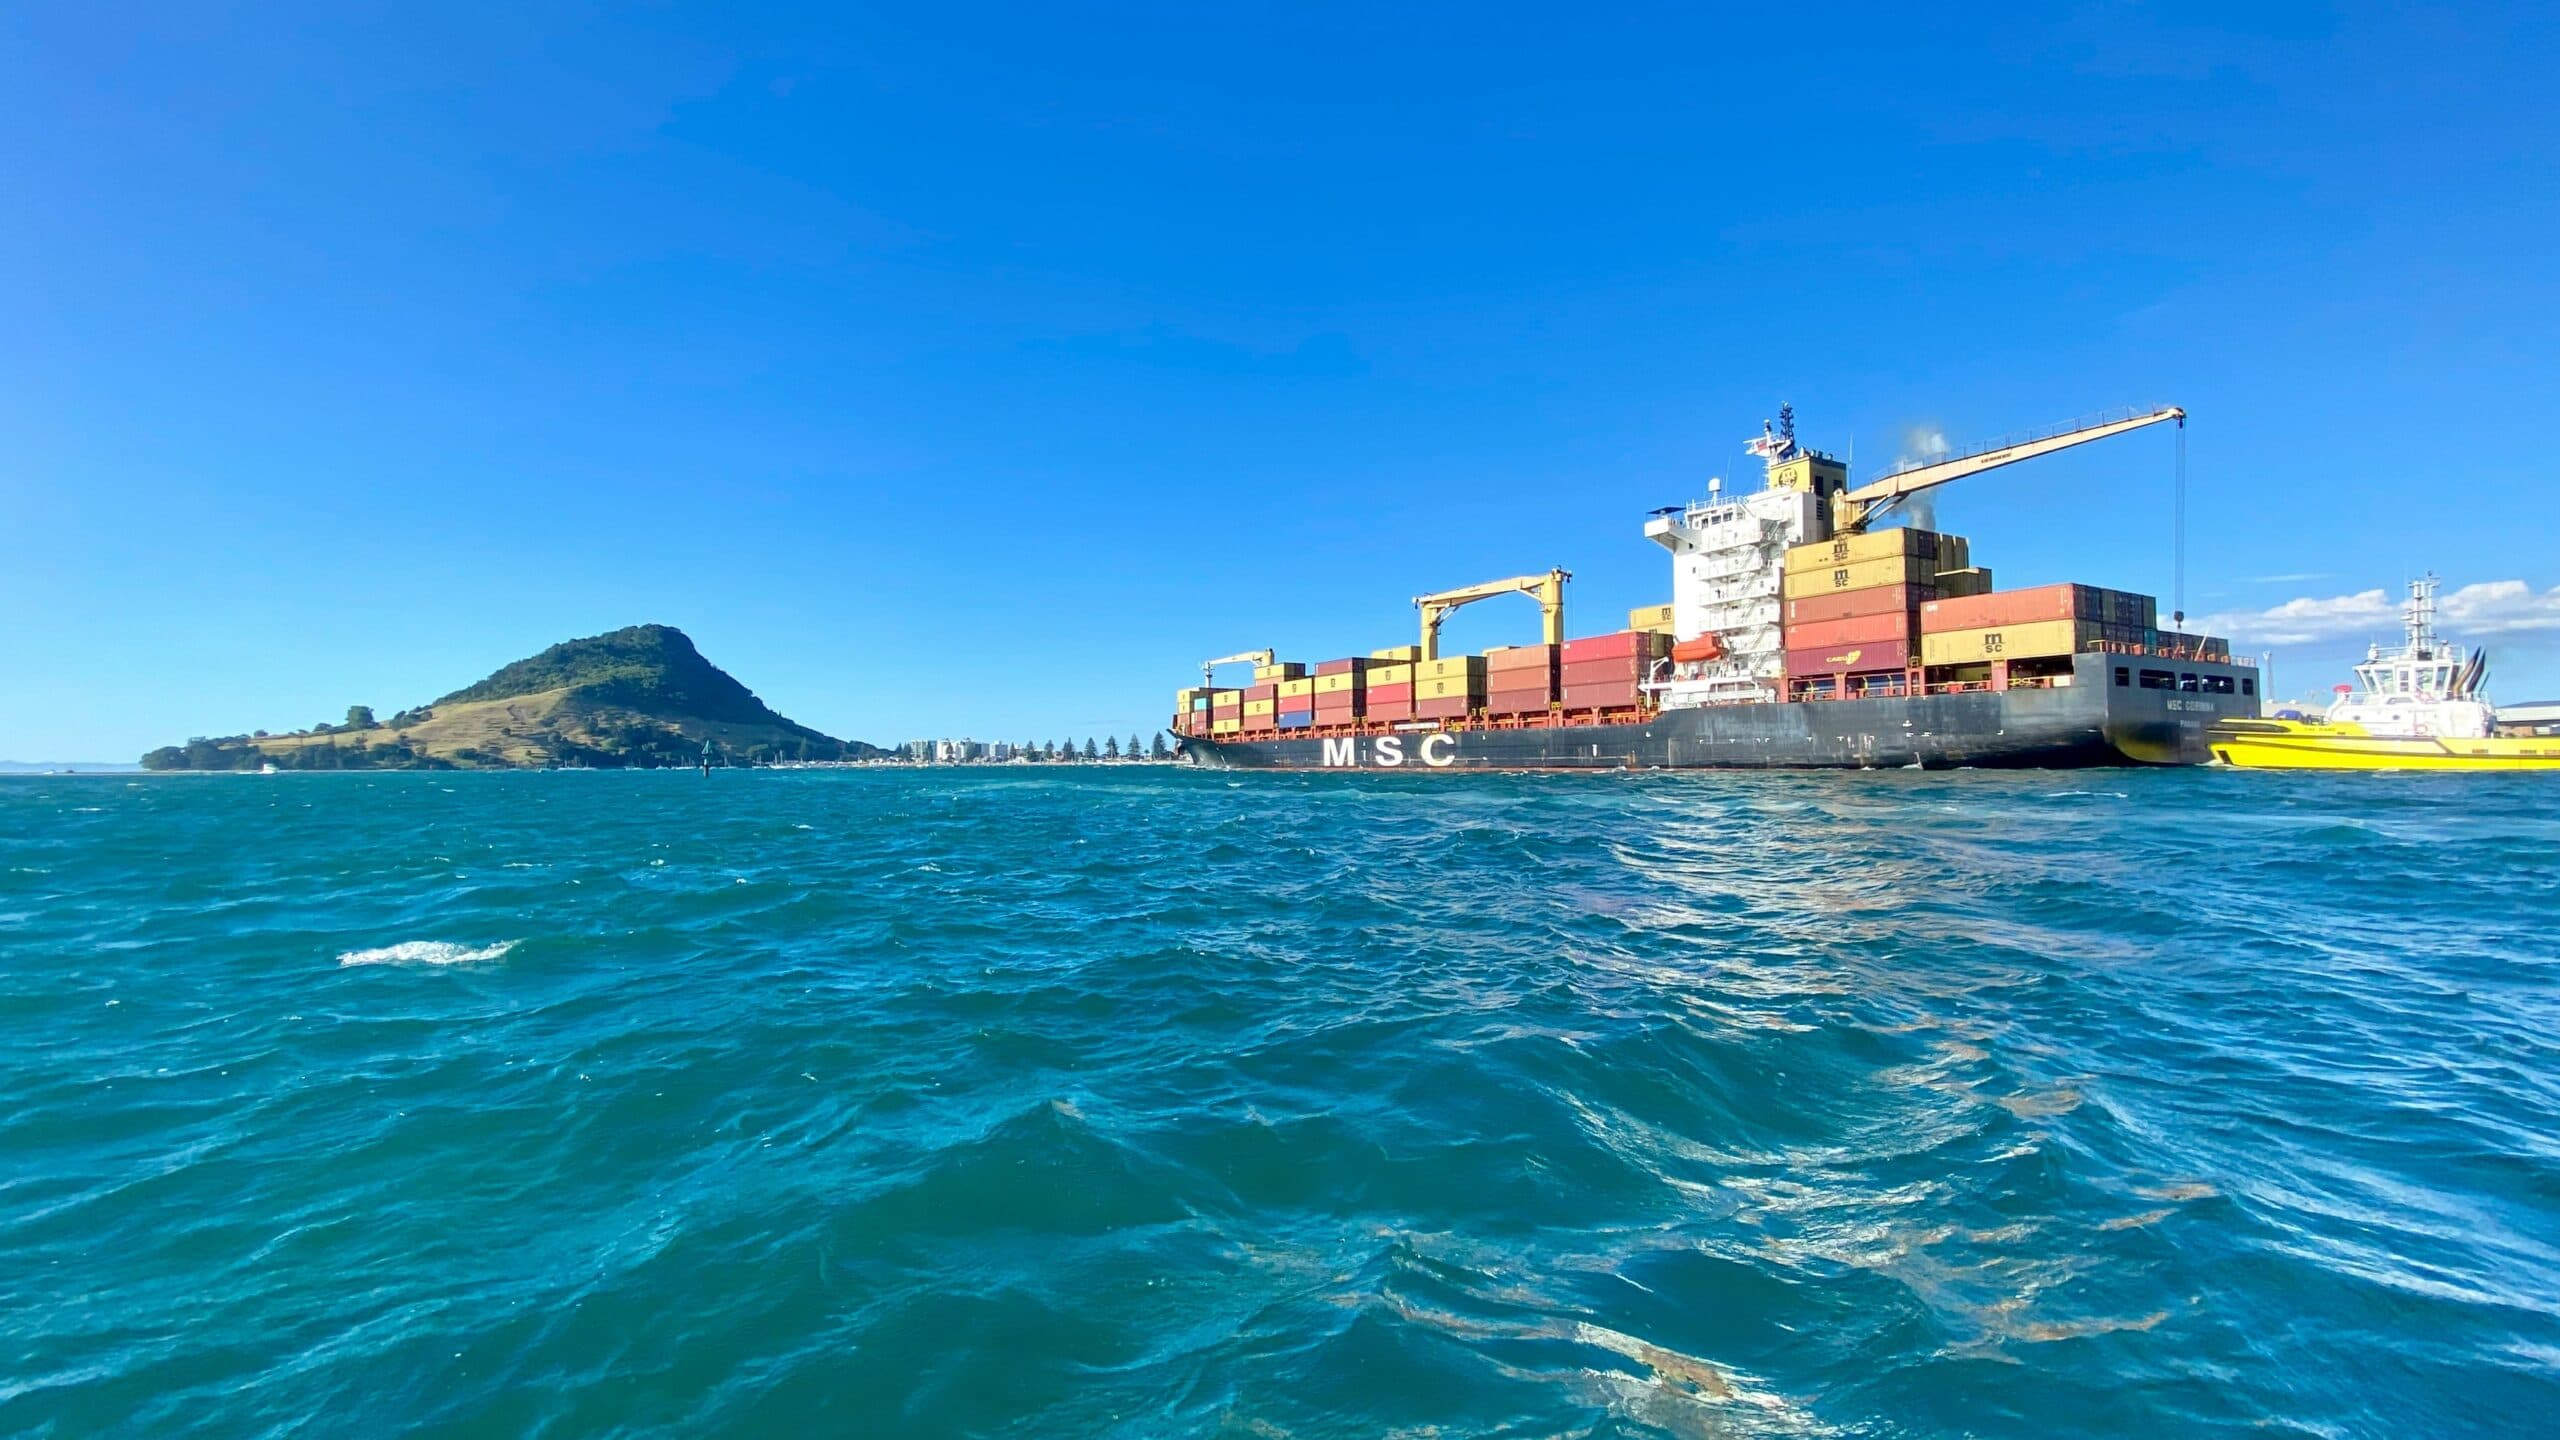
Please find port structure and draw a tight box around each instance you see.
[1413,569,1570,662]
[1201,648,1276,685]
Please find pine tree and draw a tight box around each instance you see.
[1104,736,1120,758]
[1150,733,1169,759]
[1083,738,1099,760]
[1126,733,1142,759]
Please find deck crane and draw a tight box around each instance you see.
[1201,649,1275,685]
[1413,569,1571,662]
[1823,406,2185,535]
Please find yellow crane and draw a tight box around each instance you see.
[1412,569,1570,662]
[1829,405,2185,534]
[1201,648,1275,685]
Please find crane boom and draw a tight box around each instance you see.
[1835,406,2184,532]
[1412,569,1570,661]
[1202,648,1275,685]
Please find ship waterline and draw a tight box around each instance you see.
[1178,653,2256,770]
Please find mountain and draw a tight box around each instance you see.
[141,624,882,770]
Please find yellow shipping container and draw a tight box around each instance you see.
[1782,554,1938,599]
[1211,717,1244,735]
[1416,656,1486,681]
[1369,645,1423,663]
[1243,698,1276,717]
[1313,672,1361,695]
[1416,675,1483,701]
[1938,567,1994,598]
[1628,603,1676,632]
[1175,687,1208,706]
[1784,528,1970,575]
[1279,677,1317,700]
[1920,619,2104,666]
[1368,663,1415,685]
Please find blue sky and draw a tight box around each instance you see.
[6,3,2557,758]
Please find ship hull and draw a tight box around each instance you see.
[1177,655,2255,771]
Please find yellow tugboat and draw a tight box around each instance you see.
[2210,576,2560,771]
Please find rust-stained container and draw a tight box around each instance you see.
[1783,527,1970,575]
[1783,610,1918,652]
[1784,639,1917,675]
[1561,681,1645,710]
[1781,554,1939,600]
[1314,658,1370,678]
[1784,583,1936,626]
[1920,584,2155,633]
[1920,619,2104,665]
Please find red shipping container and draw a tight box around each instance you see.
[1244,683,1277,703]
[1243,714,1276,732]
[1484,644,1558,673]
[1414,696,1473,720]
[1784,638,1916,675]
[1365,682,1414,703]
[1920,584,2153,633]
[1784,611,1917,652]
[1560,657,1652,686]
[1559,630,1669,664]
[1483,689,1554,715]
[1785,583,1939,627]
[1561,682,1644,710]
[1314,658,1370,677]
[1364,695,1417,720]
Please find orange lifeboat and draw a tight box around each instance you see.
[1669,634,1725,664]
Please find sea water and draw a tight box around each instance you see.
[2,768,2554,1437]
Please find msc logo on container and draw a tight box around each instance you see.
[1319,734,1459,768]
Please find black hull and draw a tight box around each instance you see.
[1177,654,2253,771]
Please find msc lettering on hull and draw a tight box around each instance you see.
[1320,733,1458,768]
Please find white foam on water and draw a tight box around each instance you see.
[337,940,518,968]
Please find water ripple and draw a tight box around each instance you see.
[2,769,2555,1437]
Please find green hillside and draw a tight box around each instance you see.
[143,625,880,770]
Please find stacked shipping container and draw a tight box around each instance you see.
[1918,584,2155,668]
[1414,656,1484,721]
[1312,658,1368,726]
[1559,630,1671,713]
[1484,645,1559,717]
[1781,528,1972,692]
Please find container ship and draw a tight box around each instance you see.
[1171,404,2261,771]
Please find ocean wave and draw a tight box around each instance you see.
[335,939,518,967]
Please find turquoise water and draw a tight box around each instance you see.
[3,769,2555,1437]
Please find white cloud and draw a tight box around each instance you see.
[2198,580,2560,646]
